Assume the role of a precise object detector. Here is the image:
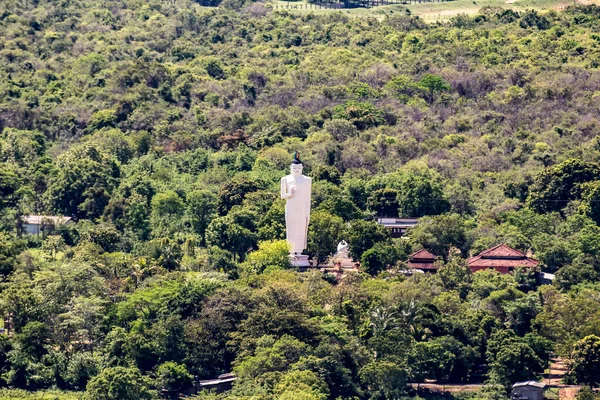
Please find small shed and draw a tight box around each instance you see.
[511,381,546,400]
[21,215,73,235]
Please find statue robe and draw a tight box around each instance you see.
[280,174,312,254]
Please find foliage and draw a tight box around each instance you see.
[85,367,154,400]
[527,159,600,214]
[306,210,345,264]
[570,335,600,388]
[156,361,193,391]
[243,240,291,274]
[346,219,391,260]
[0,2,600,398]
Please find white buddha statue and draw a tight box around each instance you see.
[280,152,312,261]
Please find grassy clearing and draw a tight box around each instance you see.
[0,389,83,400]
[270,0,600,20]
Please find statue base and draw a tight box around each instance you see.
[290,254,310,269]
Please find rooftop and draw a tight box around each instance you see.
[407,248,438,271]
[377,217,419,226]
[468,244,539,269]
[512,381,546,389]
[22,215,72,225]
[410,249,437,260]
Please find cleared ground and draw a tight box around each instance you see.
[271,0,600,21]
[0,390,82,400]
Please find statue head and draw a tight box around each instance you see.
[290,151,303,177]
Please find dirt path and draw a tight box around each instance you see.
[408,359,582,399]
[546,359,569,387]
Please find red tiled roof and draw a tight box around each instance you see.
[478,243,527,258]
[407,249,438,271]
[409,249,437,261]
[468,244,539,269]
[407,261,438,270]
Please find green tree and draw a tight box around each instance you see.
[436,258,472,296]
[570,335,600,388]
[82,223,123,252]
[0,166,20,210]
[417,74,451,103]
[85,367,153,400]
[527,159,600,214]
[150,190,185,237]
[398,174,450,217]
[346,219,391,260]
[156,361,193,392]
[332,101,386,130]
[386,75,419,103]
[217,176,260,215]
[205,215,257,260]
[555,262,599,291]
[185,190,216,241]
[14,321,50,360]
[367,188,400,217]
[87,109,118,132]
[274,370,329,400]
[408,336,476,383]
[361,242,409,276]
[307,210,345,264]
[579,180,600,225]
[409,214,471,261]
[205,59,226,80]
[0,233,25,276]
[487,334,544,389]
[359,360,408,400]
[45,145,119,219]
[243,240,291,274]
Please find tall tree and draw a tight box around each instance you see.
[45,145,120,220]
[346,219,391,260]
[527,159,600,214]
[570,335,600,389]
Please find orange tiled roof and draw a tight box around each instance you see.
[468,244,539,268]
[409,249,437,261]
[407,249,438,270]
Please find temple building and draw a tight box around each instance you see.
[406,249,439,273]
[467,244,539,274]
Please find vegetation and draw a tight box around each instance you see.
[1,0,600,398]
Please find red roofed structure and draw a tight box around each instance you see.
[407,249,438,272]
[467,244,539,274]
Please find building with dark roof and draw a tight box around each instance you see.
[406,249,439,272]
[468,244,539,274]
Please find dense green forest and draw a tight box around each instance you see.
[2,0,600,398]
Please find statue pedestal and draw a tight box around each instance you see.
[290,254,310,269]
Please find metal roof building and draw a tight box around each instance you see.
[511,381,546,400]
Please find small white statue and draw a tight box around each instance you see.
[280,152,312,260]
[337,240,349,253]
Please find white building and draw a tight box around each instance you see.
[376,217,419,238]
[21,215,73,235]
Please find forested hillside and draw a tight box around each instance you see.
[1,0,600,398]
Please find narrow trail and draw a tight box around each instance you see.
[408,359,582,399]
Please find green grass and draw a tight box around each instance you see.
[0,389,83,400]
[270,0,599,20]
